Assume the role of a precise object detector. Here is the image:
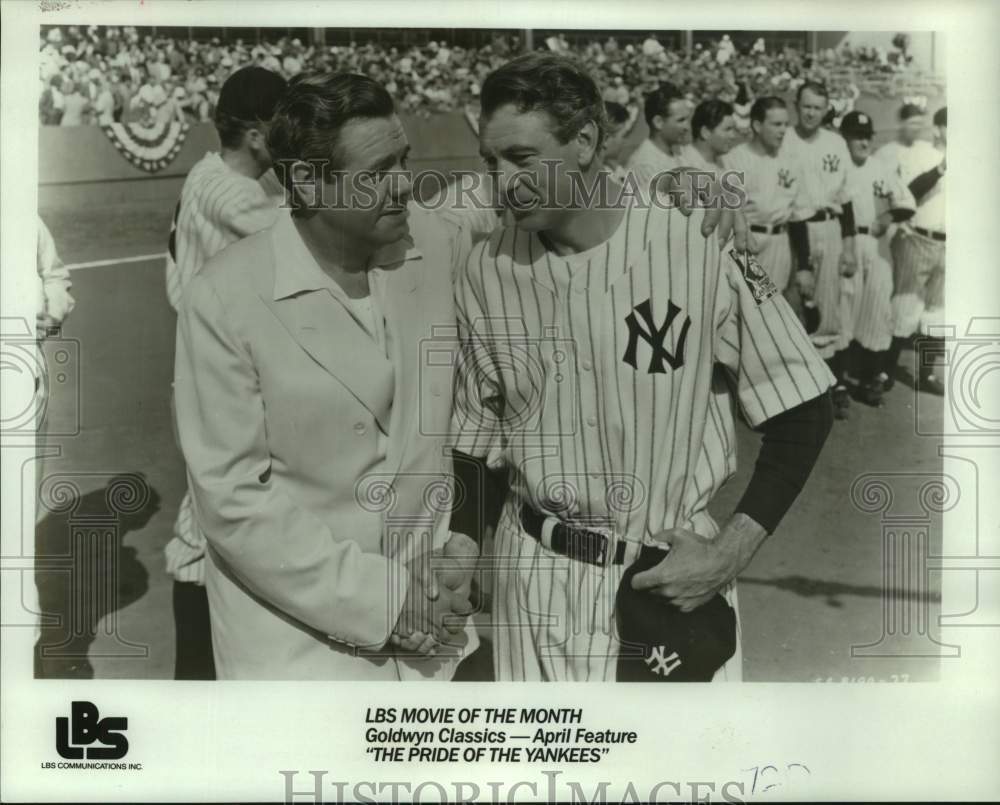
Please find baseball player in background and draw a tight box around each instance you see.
[163,65,288,680]
[601,100,639,181]
[882,107,947,396]
[783,81,859,420]
[839,111,915,406]
[451,53,834,682]
[875,103,937,185]
[725,97,813,303]
[687,99,738,171]
[625,82,700,192]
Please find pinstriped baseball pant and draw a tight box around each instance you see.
[850,234,895,352]
[807,219,846,360]
[890,228,946,337]
[489,505,743,682]
[754,231,794,293]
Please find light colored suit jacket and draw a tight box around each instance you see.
[174,206,472,680]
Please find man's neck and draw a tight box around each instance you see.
[221,148,262,181]
[693,139,719,166]
[293,216,374,298]
[541,188,626,257]
[650,134,680,157]
[794,124,819,141]
[751,137,777,158]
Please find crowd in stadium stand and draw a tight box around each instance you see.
[39,25,939,126]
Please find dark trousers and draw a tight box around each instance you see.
[172,581,216,680]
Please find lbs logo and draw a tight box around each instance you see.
[56,701,128,759]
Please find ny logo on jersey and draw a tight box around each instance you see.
[872,178,890,199]
[777,168,795,189]
[622,297,691,374]
[645,645,682,677]
[822,154,841,173]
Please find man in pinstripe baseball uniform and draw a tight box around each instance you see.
[625,82,700,193]
[783,82,859,420]
[451,53,834,682]
[883,107,947,396]
[725,96,813,302]
[839,111,915,406]
[164,65,287,679]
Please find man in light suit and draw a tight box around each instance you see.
[174,72,477,680]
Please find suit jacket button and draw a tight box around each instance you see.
[354,422,367,435]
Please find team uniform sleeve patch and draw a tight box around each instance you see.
[728,248,779,305]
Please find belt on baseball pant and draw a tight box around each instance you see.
[856,225,871,235]
[913,226,946,242]
[807,208,837,223]
[520,504,627,567]
[749,223,787,235]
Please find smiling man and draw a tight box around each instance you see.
[173,72,478,680]
[451,53,833,682]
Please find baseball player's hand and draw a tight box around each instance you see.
[795,269,816,301]
[839,238,858,277]
[391,536,477,654]
[659,169,756,253]
[871,214,890,239]
[434,531,479,605]
[630,527,743,612]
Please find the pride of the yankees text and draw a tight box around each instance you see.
[363,707,637,763]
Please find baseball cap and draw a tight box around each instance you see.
[933,106,947,127]
[840,110,874,139]
[616,544,737,682]
[898,103,925,121]
[216,66,288,122]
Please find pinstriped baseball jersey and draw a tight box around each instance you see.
[625,139,701,193]
[725,141,808,227]
[165,152,279,311]
[453,200,833,543]
[452,200,832,680]
[782,127,851,216]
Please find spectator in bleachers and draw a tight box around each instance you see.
[37,26,944,125]
[59,79,91,126]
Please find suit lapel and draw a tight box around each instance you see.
[380,253,424,482]
[262,290,395,431]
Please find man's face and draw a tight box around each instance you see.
[795,88,828,133]
[653,99,693,147]
[703,114,738,156]
[312,114,413,248]
[479,104,593,233]
[846,135,871,164]
[935,124,947,148]
[754,106,789,152]
[603,122,628,163]
[899,114,925,146]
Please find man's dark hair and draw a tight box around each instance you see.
[692,99,734,141]
[480,52,608,149]
[796,81,829,104]
[899,103,925,121]
[604,100,629,128]
[749,95,786,124]
[643,81,684,129]
[267,72,395,212]
[933,106,947,127]
[214,66,287,150]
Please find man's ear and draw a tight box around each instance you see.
[280,159,324,211]
[651,114,664,133]
[575,119,600,170]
